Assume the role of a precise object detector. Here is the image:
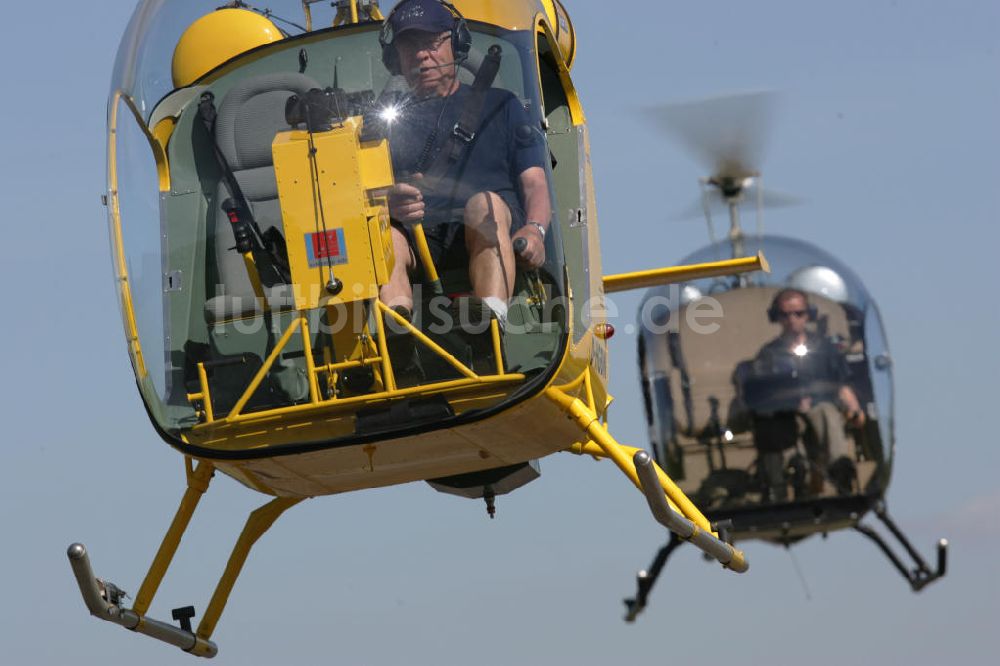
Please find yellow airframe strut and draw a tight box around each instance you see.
[603,252,769,293]
[549,371,748,573]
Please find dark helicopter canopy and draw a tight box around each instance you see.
[636,235,894,542]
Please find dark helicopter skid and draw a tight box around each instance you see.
[622,496,946,621]
[854,501,948,592]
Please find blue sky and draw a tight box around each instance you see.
[1,1,997,664]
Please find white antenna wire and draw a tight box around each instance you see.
[787,546,813,601]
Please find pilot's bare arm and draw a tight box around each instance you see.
[838,384,866,427]
[512,166,551,268]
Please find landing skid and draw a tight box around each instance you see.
[69,371,749,657]
[854,501,947,592]
[623,533,684,623]
[622,499,948,622]
[68,543,218,657]
[67,459,302,659]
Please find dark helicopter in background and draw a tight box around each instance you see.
[625,92,947,620]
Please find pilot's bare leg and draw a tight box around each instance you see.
[379,224,417,314]
[464,191,515,303]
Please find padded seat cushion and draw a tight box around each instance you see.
[207,72,320,323]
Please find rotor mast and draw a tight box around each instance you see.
[649,91,781,265]
[707,173,757,260]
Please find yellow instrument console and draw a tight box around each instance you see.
[272,117,395,311]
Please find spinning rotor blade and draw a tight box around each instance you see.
[669,187,802,222]
[646,90,778,180]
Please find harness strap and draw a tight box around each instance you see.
[447,44,502,163]
[198,91,291,285]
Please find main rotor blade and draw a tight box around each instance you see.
[668,187,802,222]
[646,91,778,180]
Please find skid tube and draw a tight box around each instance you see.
[633,451,748,572]
[68,543,218,658]
[854,501,948,592]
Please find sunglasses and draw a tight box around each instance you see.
[778,310,808,319]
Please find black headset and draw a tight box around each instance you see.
[379,0,472,75]
[767,288,818,323]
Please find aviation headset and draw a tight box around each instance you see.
[379,0,472,75]
[767,288,818,323]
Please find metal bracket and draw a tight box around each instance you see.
[452,123,476,143]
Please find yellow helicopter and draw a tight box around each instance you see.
[68,0,768,657]
[622,92,946,620]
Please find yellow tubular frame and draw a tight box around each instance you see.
[188,302,526,432]
[372,300,397,392]
[186,363,215,423]
[228,316,304,418]
[490,319,505,376]
[378,301,477,379]
[299,316,322,403]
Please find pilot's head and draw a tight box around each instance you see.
[769,288,812,337]
[383,0,462,97]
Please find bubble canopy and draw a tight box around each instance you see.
[106,2,575,455]
[636,235,895,536]
[111,1,557,118]
[670,235,870,311]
